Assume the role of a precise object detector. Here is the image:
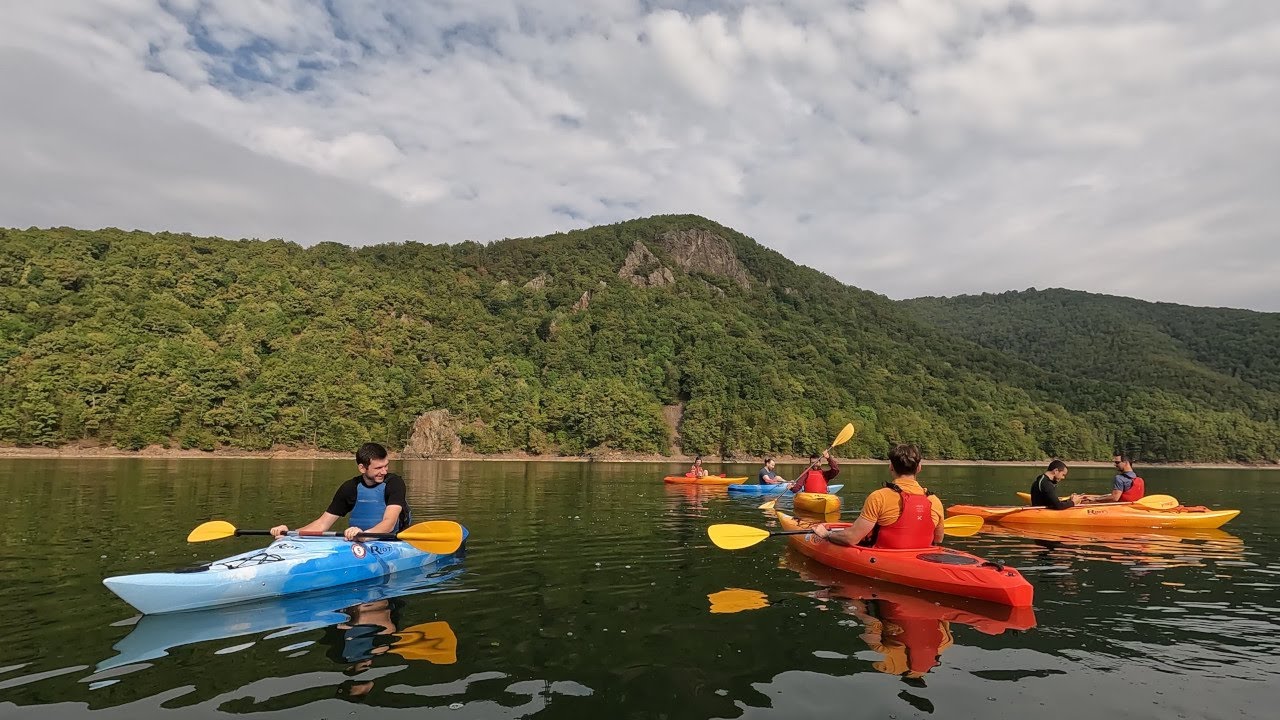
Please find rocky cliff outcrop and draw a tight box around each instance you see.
[402,410,462,457]
[658,229,752,289]
[618,241,675,287]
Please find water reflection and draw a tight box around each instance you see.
[978,524,1245,570]
[780,548,1036,683]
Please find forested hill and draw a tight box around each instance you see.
[904,288,1280,417]
[2,217,1277,462]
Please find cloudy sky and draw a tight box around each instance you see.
[2,1,1277,310]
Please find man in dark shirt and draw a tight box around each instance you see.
[757,458,785,485]
[270,442,412,540]
[1029,459,1082,509]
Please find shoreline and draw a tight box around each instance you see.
[1,444,1275,470]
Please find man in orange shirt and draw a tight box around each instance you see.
[814,443,944,549]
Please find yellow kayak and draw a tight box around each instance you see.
[947,502,1240,529]
[794,492,841,514]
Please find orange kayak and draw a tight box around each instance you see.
[663,475,746,485]
[947,503,1240,529]
[777,511,1033,607]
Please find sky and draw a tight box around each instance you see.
[1,1,1278,311]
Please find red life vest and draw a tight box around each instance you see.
[798,468,828,494]
[1119,475,1145,502]
[874,485,936,549]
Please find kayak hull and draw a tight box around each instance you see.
[103,527,469,615]
[663,476,747,485]
[98,555,464,670]
[727,483,788,494]
[778,512,1033,607]
[794,492,841,514]
[727,483,843,495]
[948,504,1240,529]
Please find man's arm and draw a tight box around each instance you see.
[823,452,840,480]
[815,516,875,546]
[273,511,341,537]
[345,506,402,539]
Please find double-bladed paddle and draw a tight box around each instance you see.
[984,493,1180,518]
[708,514,985,550]
[186,520,465,555]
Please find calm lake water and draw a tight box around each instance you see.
[0,459,1275,719]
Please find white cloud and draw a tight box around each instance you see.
[1,0,1278,311]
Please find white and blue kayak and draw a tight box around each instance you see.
[727,483,842,495]
[103,526,469,615]
[97,555,464,671]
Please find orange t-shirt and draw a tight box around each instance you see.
[859,478,945,528]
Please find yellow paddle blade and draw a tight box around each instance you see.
[758,496,781,510]
[390,621,457,664]
[1135,494,1179,510]
[708,588,770,614]
[187,520,237,543]
[943,514,984,536]
[832,423,856,447]
[396,520,465,555]
[707,524,773,550]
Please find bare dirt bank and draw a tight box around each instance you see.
[1,444,1275,469]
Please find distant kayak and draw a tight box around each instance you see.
[663,475,746,485]
[727,483,843,495]
[777,511,1033,607]
[103,527,469,615]
[947,503,1240,529]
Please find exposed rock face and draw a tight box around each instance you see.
[524,273,550,290]
[403,410,462,457]
[658,229,751,289]
[618,241,675,287]
[662,404,683,455]
[571,290,592,313]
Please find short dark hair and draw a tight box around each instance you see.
[809,453,821,462]
[764,457,774,464]
[1047,459,1067,472]
[356,442,388,467]
[1113,452,1132,464]
[888,444,922,476]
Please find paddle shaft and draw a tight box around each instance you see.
[238,529,403,541]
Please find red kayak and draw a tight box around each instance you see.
[777,511,1034,607]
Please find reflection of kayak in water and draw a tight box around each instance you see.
[781,549,1035,678]
[97,555,464,671]
[979,524,1245,568]
[781,548,1037,634]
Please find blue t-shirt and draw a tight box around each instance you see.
[758,468,781,485]
[1113,471,1137,493]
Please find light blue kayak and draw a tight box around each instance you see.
[102,527,469,615]
[727,483,843,495]
[97,554,464,670]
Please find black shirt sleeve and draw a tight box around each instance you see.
[325,476,360,517]
[383,474,408,508]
